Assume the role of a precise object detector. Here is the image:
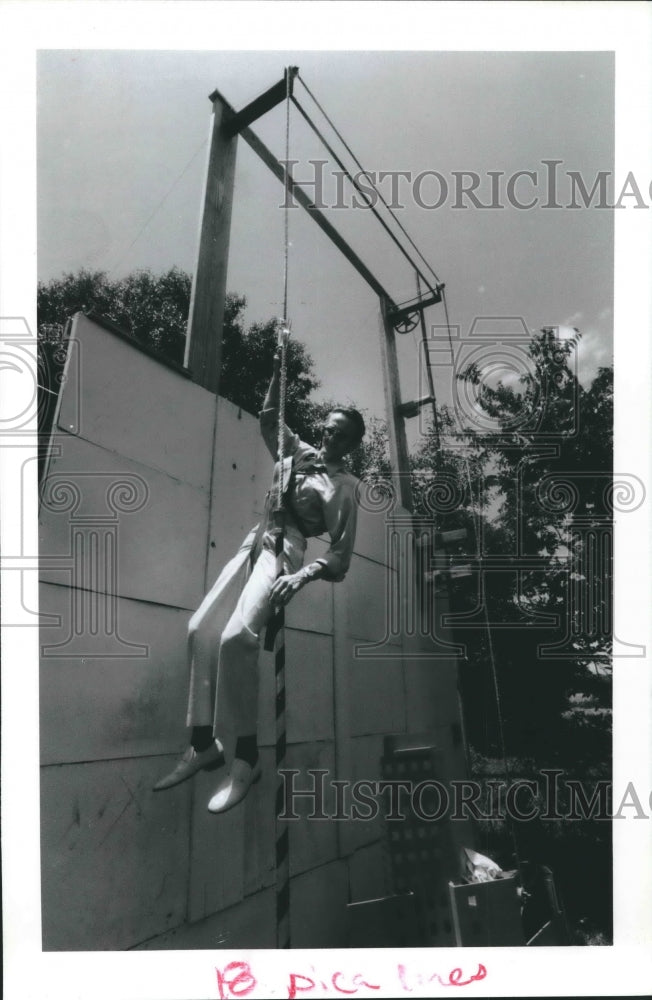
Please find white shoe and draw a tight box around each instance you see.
[207,758,262,813]
[153,743,224,791]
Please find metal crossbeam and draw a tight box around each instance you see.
[239,125,395,306]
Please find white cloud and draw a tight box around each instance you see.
[575,327,613,385]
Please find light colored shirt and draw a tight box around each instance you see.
[260,407,358,582]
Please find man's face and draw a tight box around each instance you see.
[320,412,357,462]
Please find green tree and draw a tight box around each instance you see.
[37,267,191,362]
[407,330,614,760]
[37,268,323,441]
[218,294,321,442]
[412,329,614,941]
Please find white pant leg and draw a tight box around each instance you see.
[212,548,276,749]
[212,526,307,755]
[185,529,256,728]
[186,524,306,746]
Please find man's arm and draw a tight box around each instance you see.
[259,353,298,460]
[269,478,358,607]
[313,480,358,582]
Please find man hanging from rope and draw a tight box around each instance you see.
[153,347,365,813]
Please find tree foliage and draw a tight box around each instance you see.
[38,267,191,362]
[405,328,613,940]
[37,268,324,441]
[403,330,613,762]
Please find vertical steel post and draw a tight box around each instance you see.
[379,295,413,511]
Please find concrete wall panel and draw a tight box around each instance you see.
[204,740,342,887]
[40,582,191,764]
[348,644,406,737]
[133,886,276,950]
[60,315,215,490]
[256,649,277,749]
[242,746,276,896]
[258,629,334,748]
[286,630,334,743]
[290,859,349,949]
[41,757,190,950]
[187,766,246,923]
[354,505,393,565]
[285,742,338,877]
[348,841,390,903]
[205,399,269,580]
[40,434,209,610]
[403,660,460,731]
[185,740,341,920]
[345,555,395,643]
[341,734,385,853]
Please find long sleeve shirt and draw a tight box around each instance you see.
[259,407,359,582]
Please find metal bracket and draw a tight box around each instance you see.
[389,285,445,333]
[396,395,435,418]
[219,67,299,138]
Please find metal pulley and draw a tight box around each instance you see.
[394,310,420,334]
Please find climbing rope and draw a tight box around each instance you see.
[271,319,292,952]
[268,65,294,951]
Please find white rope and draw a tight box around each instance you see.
[276,67,293,505]
[273,65,294,954]
[276,323,290,506]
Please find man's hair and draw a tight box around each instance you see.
[329,407,366,446]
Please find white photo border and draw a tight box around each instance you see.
[1,2,650,998]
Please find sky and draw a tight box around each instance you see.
[37,48,615,429]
